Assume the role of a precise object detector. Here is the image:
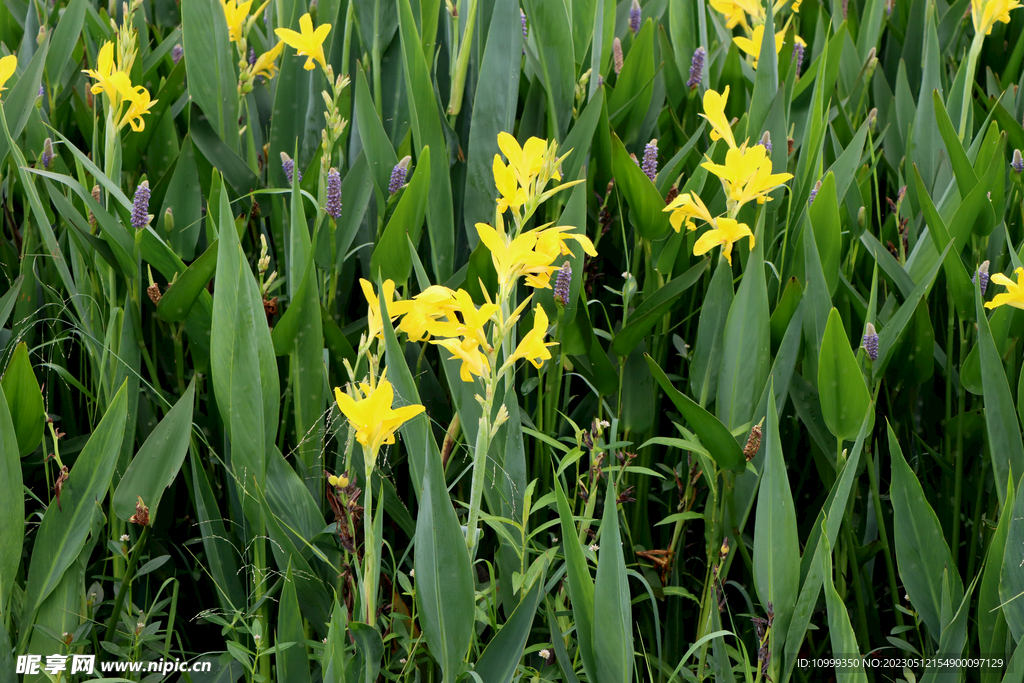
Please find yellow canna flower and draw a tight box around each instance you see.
[700,88,737,150]
[972,0,1022,34]
[503,304,556,372]
[493,155,527,214]
[663,192,716,233]
[83,42,119,97]
[274,12,331,71]
[733,25,786,69]
[432,337,491,382]
[498,132,547,187]
[116,85,157,132]
[984,267,1024,310]
[360,279,412,340]
[702,144,792,208]
[249,41,286,80]
[709,0,751,28]
[475,222,559,290]
[693,217,754,265]
[397,285,458,342]
[222,0,254,43]
[0,55,16,94]
[534,225,598,266]
[334,374,425,470]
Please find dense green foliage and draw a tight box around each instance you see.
[3,0,1024,681]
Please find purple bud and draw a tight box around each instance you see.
[629,0,641,33]
[974,260,990,296]
[1013,149,1023,173]
[758,132,772,153]
[325,167,342,219]
[40,137,53,169]
[792,41,805,77]
[37,85,44,97]
[521,9,527,38]
[249,47,256,66]
[641,139,657,182]
[390,156,410,194]
[862,323,878,361]
[131,181,151,230]
[687,47,705,89]
[809,180,821,205]
[172,44,183,64]
[597,74,604,86]
[553,261,572,306]
[281,152,301,184]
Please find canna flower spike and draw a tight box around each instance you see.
[275,12,331,71]
[334,374,425,471]
[692,218,754,265]
[972,0,1022,35]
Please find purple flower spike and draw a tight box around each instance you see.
[642,139,657,182]
[326,167,342,219]
[131,181,151,230]
[1013,149,1024,173]
[172,44,183,64]
[862,323,878,361]
[553,261,572,306]
[974,260,990,296]
[390,156,411,195]
[40,138,53,169]
[792,41,805,77]
[281,152,301,184]
[629,0,641,33]
[687,47,705,89]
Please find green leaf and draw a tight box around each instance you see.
[0,34,48,166]
[414,440,475,683]
[157,239,219,322]
[396,0,455,281]
[0,385,22,607]
[45,0,86,88]
[932,89,978,197]
[112,377,196,527]
[746,2,777,138]
[817,309,871,442]
[276,562,312,683]
[522,0,575,140]
[611,258,708,356]
[473,564,547,683]
[181,0,238,150]
[718,233,770,431]
[608,19,654,133]
[554,473,596,680]
[370,146,431,283]
[913,163,974,320]
[819,518,869,682]
[2,341,44,457]
[689,259,734,406]
[976,280,1024,507]
[350,622,384,683]
[978,473,1013,667]
[189,448,245,612]
[753,387,800,662]
[646,355,746,473]
[354,65,399,203]
[323,595,350,682]
[19,383,127,650]
[593,478,633,683]
[808,173,841,296]
[889,420,963,643]
[610,132,672,239]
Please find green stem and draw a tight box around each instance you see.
[104,526,150,641]
[958,36,982,140]
[863,437,903,627]
[447,0,479,116]
[363,469,376,624]
[951,318,967,559]
[465,410,492,550]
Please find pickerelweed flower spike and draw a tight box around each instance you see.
[1012,149,1024,173]
[40,138,53,170]
[553,261,572,306]
[325,167,342,219]
[862,323,879,361]
[629,0,642,32]
[792,39,805,76]
[974,260,990,296]
[131,181,151,230]
[612,38,624,75]
[171,44,183,64]
[758,132,772,152]
[390,156,411,194]
[642,139,658,182]
[281,152,301,184]
[521,9,527,38]
[809,180,821,205]
[687,47,705,89]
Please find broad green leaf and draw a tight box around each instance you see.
[913,163,974,320]
[415,439,475,683]
[689,258,734,406]
[808,173,841,296]
[522,0,575,140]
[609,131,671,239]
[978,473,1013,672]
[1002,472,1024,649]
[889,421,963,643]
[554,473,597,680]
[474,564,547,683]
[277,562,313,683]
[2,342,44,457]
[322,595,350,682]
[181,0,238,150]
[932,89,978,197]
[746,3,777,138]
[646,355,746,473]
[189,447,245,612]
[611,258,708,356]
[819,519,869,682]
[354,65,399,203]
[370,146,431,283]
[157,239,219,322]
[0,34,48,166]
[977,280,1024,506]
[753,387,800,664]
[19,383,127,650]
[593,479,633,683]
[608,19,654,134]
[350,622,384,683]
[396,0,455,281]
[0,385,21,607]
[112,377,196,526]
[818,309,870,442]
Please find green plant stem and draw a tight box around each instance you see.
[363,467,376,624]
[951,318,967,558]
[465,410,492,550]
[862,437,904,627]
[841,524,871,653]
[958,36,983,140]
[104,526,150,641]
[447,0,478,116]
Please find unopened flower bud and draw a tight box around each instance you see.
[973,260,990,296]
[858,206,866,227]
[808,180,821,205]
[40,137,53,169]
[612,38,624,75]
[280,152,301,184]
[862,323,879,361]
[757,131,771,153]
[129,496,150,526]
[743,423,762,461]
[172,44,183,64]
[1012,149,1024,174]
[629,0,642,33]
[163,207,174,234]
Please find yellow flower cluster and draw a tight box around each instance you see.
[971,0,1022,35]
[710,0,801,70]
[83,42,156,132]
[664,87,792,265]
[333,370,424,469]
[222,1,289,92]
[494,132,583,229]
